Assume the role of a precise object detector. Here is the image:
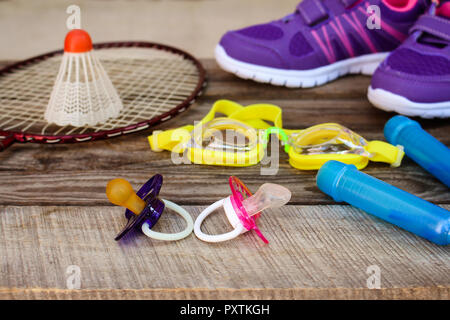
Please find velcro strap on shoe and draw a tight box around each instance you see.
[340,0,359,8]
[297,0,329,26]
[409,14,450,41]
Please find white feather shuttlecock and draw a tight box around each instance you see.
[45,29,123,126]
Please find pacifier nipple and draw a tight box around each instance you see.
[106,178,146,215]
[241,183,291,216]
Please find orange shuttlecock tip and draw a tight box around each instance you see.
[106,178,146,215]
[64,29,93,53]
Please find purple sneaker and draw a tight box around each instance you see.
[368,1,450,118]
[215,0,428,88]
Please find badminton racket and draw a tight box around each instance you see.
[0,41,206,151]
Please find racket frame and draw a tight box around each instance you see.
[0,41,207,150]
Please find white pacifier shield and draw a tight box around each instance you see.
[194,196,246,243]
[223,196,247,234]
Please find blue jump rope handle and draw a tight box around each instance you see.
[317,161,450,245]
[384,115,450,188]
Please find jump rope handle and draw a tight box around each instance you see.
[384,115,450,188]
[317,161,450,245]
[0,134,15,151]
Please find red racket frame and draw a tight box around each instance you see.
[0,41,207,151]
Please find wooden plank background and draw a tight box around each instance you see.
[1,205,449,299]
[0,58,449,299]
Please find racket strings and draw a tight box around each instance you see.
[0,47,201,136]
[0,59,58,130]
[91,55,194,132]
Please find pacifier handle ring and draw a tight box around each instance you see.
[194,199,245,243]
[141,199,194,241]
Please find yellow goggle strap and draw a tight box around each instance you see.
[149,99,244,153]
[365,140,405,167]
[197,99,246,125]
[228,104,283,129]
[149,125,194,153]
[148,100,282,153]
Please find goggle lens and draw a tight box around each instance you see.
[289,124,371,157]
[192,118,259,152]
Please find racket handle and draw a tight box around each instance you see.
[384,115,450,188]
[0,134,15,151]
[317,161,450,245]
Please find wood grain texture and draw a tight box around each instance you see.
[0,141,448,206]
[0,205,449,300]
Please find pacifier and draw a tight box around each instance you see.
[194,176,291,243]
[106,174,193,241]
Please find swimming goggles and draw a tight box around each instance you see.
[149,100,404,170]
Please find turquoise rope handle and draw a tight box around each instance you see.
[317,161,450,245]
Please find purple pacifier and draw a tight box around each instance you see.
[106,174,165,240]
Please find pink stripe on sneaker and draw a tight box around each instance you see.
[322,26,337,62]
[380,19,408,42]
[347,0,364,9]
[343,12,378,52]
[330,17,355,57]
[311,30,335,63]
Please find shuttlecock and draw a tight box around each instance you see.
[45,29,123,126]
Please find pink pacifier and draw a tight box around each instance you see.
[194,176,291,243]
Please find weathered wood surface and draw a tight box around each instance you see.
[0,205,449,300]
[0,59,448,206]
[0,145,448,206]
[0,59,449,300]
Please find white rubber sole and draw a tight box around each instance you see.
[368,87,450,119]
[215,44,389,88]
